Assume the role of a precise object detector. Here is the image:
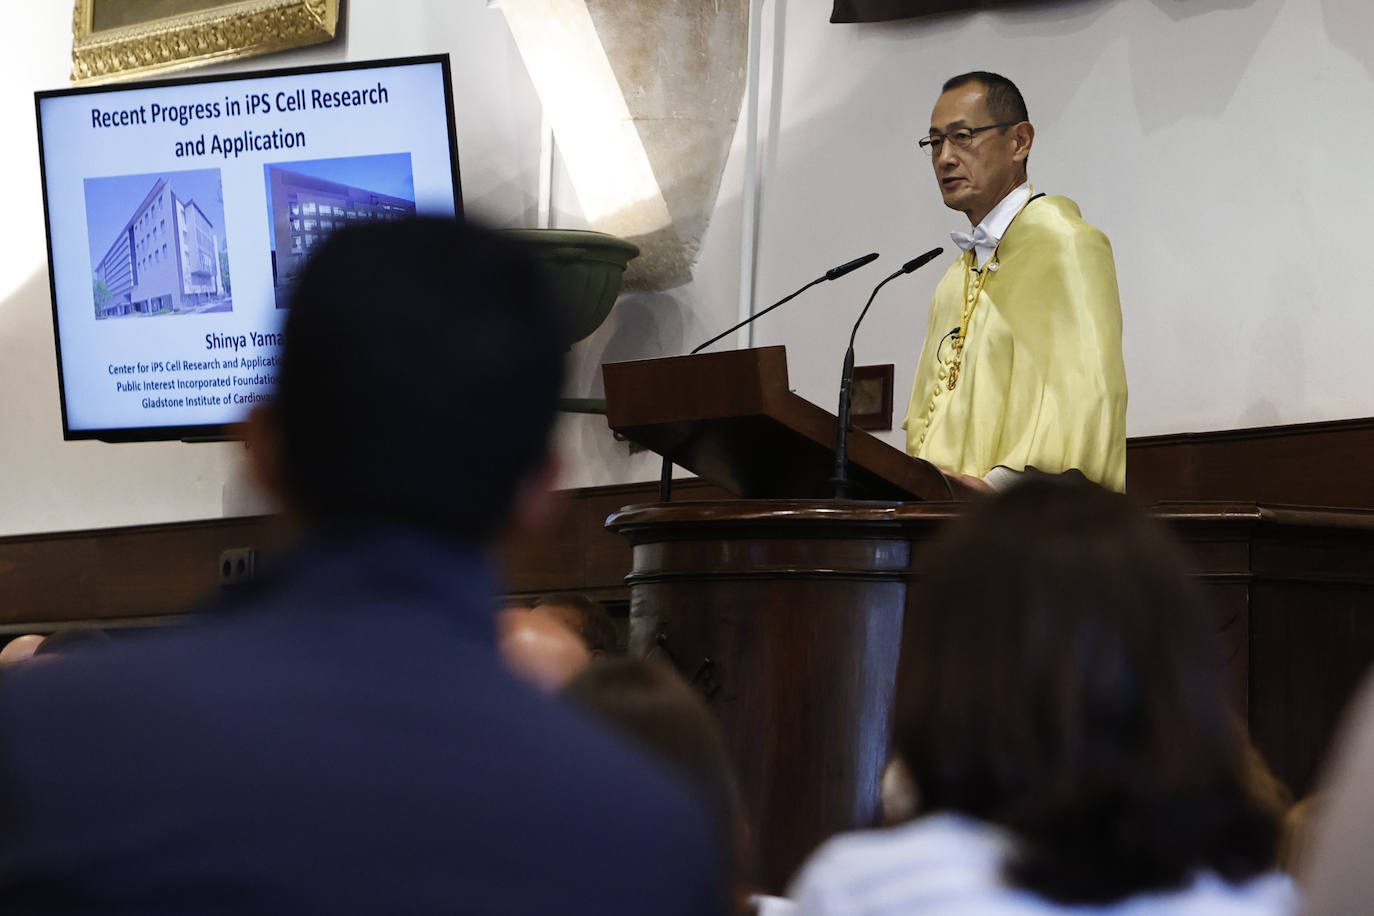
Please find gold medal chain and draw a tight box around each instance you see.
[945,185,1034,391]
[947,256,990,391]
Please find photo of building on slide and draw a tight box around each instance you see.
[85,169,232,320]
[265,153,416,307]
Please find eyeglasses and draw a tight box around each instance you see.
[918,122,1018,156]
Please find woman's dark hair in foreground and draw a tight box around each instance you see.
[564,659,747,910]
[894,473,1281,904]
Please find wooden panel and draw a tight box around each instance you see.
[2,413,1371,631]
[1249,580,1374,794]
[0,515,292,631]
[1128,416,1374,508]
[496,492,585,596]
[497,478,733,602]
[501,415,1374,599]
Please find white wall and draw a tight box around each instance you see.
[751,0,1374,449]
[9,0,1374,535]
[0,3,545,536]
[551,117,747,489]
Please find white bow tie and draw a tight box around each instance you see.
[950,225,997,252]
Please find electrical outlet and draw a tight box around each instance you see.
[219,547,256,587]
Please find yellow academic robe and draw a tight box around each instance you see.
[903,195,1127,491]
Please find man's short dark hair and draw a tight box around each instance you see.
[894,473,1280,904]
[276,218,566,543]
[534,592,619,654]
[942,71,1029,125]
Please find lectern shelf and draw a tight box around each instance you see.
[602,346,969,501]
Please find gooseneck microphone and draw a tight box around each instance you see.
[823,252,881,282]
[658,252,881,501]
[831,247,944,500]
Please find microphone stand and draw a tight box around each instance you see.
[687,278,825,358]
[832,281,894,500]
[832,248,943,500]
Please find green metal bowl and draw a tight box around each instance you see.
[498,229,640,347]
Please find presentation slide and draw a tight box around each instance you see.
[36,56,459,439]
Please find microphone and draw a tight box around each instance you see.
[897,247,944,275]
[659,252,882,500]
[825,252,879,281]
[832,246,944,500]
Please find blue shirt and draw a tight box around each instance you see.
[0,525,724,915]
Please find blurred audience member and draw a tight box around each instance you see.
[534,592,619,656]
[1242,736,1295,823]
[564,658,791,916]
[1294,671,1374,913]
[789,474,1295,915]
[31,626,113,659]
[498,607,591,692]
[879,757,918,827]
[1278,794,1320,878]
[0,219,725,915]
[0,628,115,672]
[0,635,45,669]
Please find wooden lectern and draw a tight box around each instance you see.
[603,345,969,500]
[599,348,1374,893]
[602,346,973,892]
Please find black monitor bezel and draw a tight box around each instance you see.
[34,53,463,443]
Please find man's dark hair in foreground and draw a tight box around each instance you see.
[0,219,726,914]
[272,218,562,542]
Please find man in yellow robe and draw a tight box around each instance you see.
[903,72,1127,492]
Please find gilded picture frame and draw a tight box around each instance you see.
[71,0,341,86]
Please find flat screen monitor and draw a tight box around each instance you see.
[35,54,462,441]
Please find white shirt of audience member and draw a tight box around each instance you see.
[751,893,796,915]
[788,813,1297,915]
[1301,671,1374,914]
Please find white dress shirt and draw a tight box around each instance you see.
[789,813,1297,916]
[951,181,1032,268]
